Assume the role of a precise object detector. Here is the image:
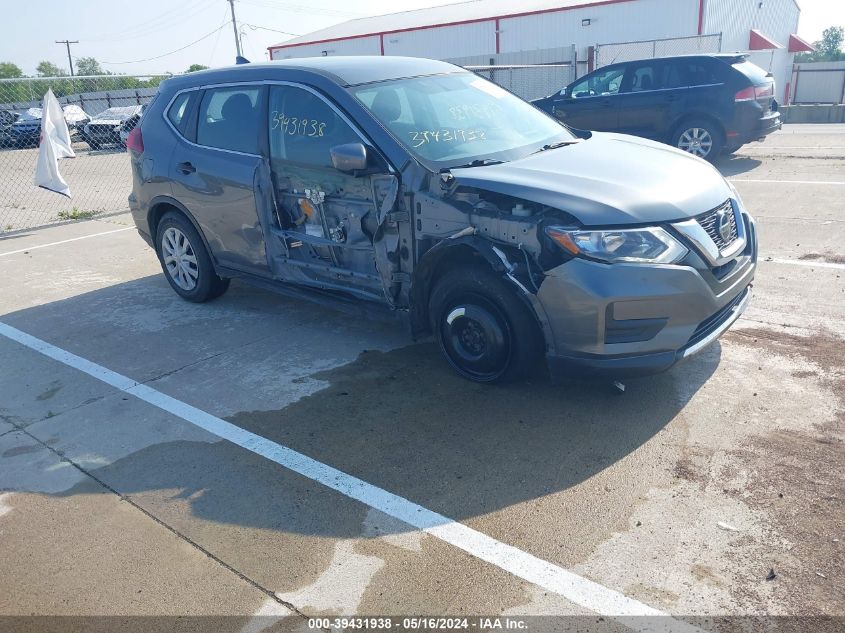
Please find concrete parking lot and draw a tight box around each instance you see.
[0,124,843,631]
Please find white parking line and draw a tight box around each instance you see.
[0,321,700,632]
[0,227,134,258]
[764,257,845,270]
[729,178,845,185]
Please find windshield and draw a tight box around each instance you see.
[351,72,573,168]
[731,60,772,86]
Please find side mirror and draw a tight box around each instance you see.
[330,142,368,173]
[559,87,568,97]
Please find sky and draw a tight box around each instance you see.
[1,0,843,77]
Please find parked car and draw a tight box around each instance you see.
[532,54,781,162]
[127,57,756,383]
[81,105,143,150]
[0,109,21,149]
[118,103,147,147]
[7,104,89,148]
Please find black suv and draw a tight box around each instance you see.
[532,54,781,162]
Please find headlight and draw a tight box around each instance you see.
[545,225,688,264]
[727,180,746,209]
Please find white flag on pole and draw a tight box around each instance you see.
[34,88,75,197]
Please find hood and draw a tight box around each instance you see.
[13,108,42,126]
[449,132,732,226]
[89,119,123,125]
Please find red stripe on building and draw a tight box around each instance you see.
[267,0,642,57]
[495,17,500,54]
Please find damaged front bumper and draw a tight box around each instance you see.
[536,224,756,380]
[546,285,751,378]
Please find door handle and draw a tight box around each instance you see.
[177,161,196,174]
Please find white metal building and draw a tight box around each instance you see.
[269,0,813,103]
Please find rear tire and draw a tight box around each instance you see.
[155,211,229,303]
[671,119,723,163]
[429,267,543,383]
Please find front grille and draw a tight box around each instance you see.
[687,287,748,347]
[695,199,738,250]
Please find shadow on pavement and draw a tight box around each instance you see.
[717,155,762,177]
[3,274,719,537]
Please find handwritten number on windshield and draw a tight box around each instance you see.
[409,128,487,148]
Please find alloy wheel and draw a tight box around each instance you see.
[161,227,199,291]
[677,127,714,158]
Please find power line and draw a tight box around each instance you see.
[100,21,232,65]
[237,0,362,18]
[81,0,209,42]
[208,6,231,65]
[241,22,301,37]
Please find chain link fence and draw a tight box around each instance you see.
[595,34,722,69]
[465,65,575,102]
[0,75,166,233]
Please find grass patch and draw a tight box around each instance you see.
[56,207,98,221]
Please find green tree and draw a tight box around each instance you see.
[796,26,844,62]
[36,61,67,77]
[817,26,844,60]
[0,62,23,78]
[185,64,209,73]
[76,57,107,76]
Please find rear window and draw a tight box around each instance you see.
[731,60,772,86]
[167,92,192,130]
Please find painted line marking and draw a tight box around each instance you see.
[0,227,134,257]
[764,257,845,270]
[729,178,845,186]
[0,321,700,632]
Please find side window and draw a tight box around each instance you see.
[570,67,625,98]
[196,86,260,154]
[664,62,685,89]
[268,85,360,168]
[685,62,719,87]
[166,92,192,131]
[626,63,662,92]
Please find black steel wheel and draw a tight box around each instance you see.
[429,267,543,383]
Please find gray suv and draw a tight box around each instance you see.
[127,57,756,383]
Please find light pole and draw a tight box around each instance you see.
[56,40,79,76]
[228,0,243,58]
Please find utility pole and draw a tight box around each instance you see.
[56,40,79,76]
[228,0,243,58]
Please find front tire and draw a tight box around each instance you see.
[671,119,723,162]
[429,267,542,383]
[155,211,229,302]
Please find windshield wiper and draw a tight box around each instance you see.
[442,158,504,171]
[531,140,580,154]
